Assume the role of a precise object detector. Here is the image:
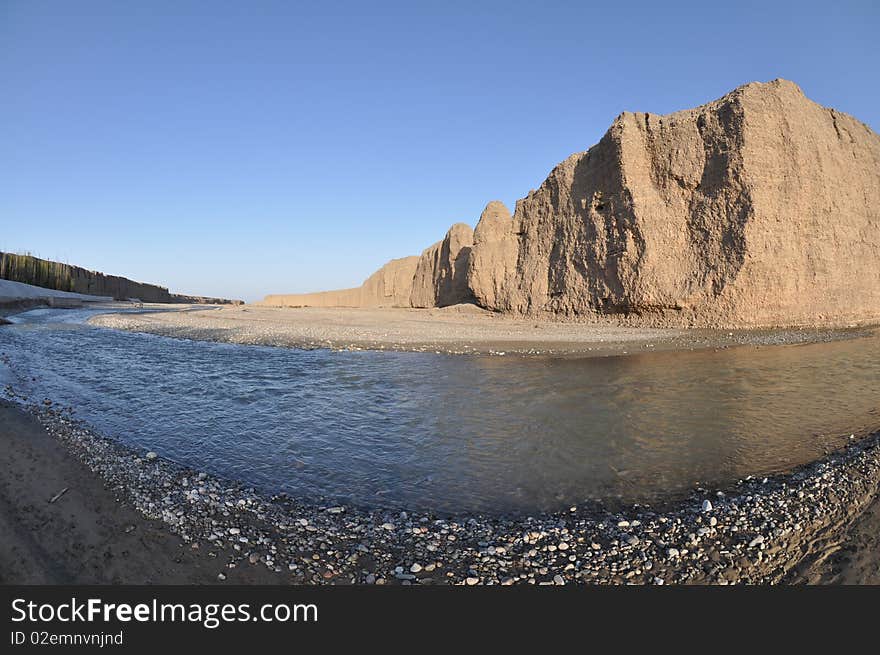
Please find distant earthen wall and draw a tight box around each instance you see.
[0,252,241,304]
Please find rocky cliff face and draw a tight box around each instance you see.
[263,80,880,328]
[466,201,518,310]
[409,223,475,308]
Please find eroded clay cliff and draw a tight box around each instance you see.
[409,223,475,308]
[261,256,419,308]
[262,79,880,327]
[472,79,880,326]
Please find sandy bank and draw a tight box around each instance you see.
[0,400,286,584]
[87,305,871,356]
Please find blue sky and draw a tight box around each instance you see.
[2,1,877,301]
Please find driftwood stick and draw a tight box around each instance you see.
[48,487,69,504]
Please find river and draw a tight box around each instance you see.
[1,307,878,514]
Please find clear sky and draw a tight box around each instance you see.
[2,1,877,302]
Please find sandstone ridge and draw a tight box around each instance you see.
[260,80,880,328]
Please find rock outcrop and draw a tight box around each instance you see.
[409,223,475,308]
[466,201,518,310]
[263,79,880,328]
[475,79,880,327]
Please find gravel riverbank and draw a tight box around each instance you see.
[4,388,878,585]
[87,305,875,357]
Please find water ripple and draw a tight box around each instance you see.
[1,307,878,513]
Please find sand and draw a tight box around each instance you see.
[0,400,284,584]
[791,493,880,584]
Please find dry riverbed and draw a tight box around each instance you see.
[88,305,870,356]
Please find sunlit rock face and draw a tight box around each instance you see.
[263,80,880,328]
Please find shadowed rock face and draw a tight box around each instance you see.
[410,223,475,308]
[263,79,880,327]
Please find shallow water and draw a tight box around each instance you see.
[1,308,878,514]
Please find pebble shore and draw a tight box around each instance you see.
[87,306,874,357]
[12,393,880,585]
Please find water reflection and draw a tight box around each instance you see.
[1,308,877,514]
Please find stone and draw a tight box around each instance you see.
[702,500,713,512]
[145,452,158,460]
